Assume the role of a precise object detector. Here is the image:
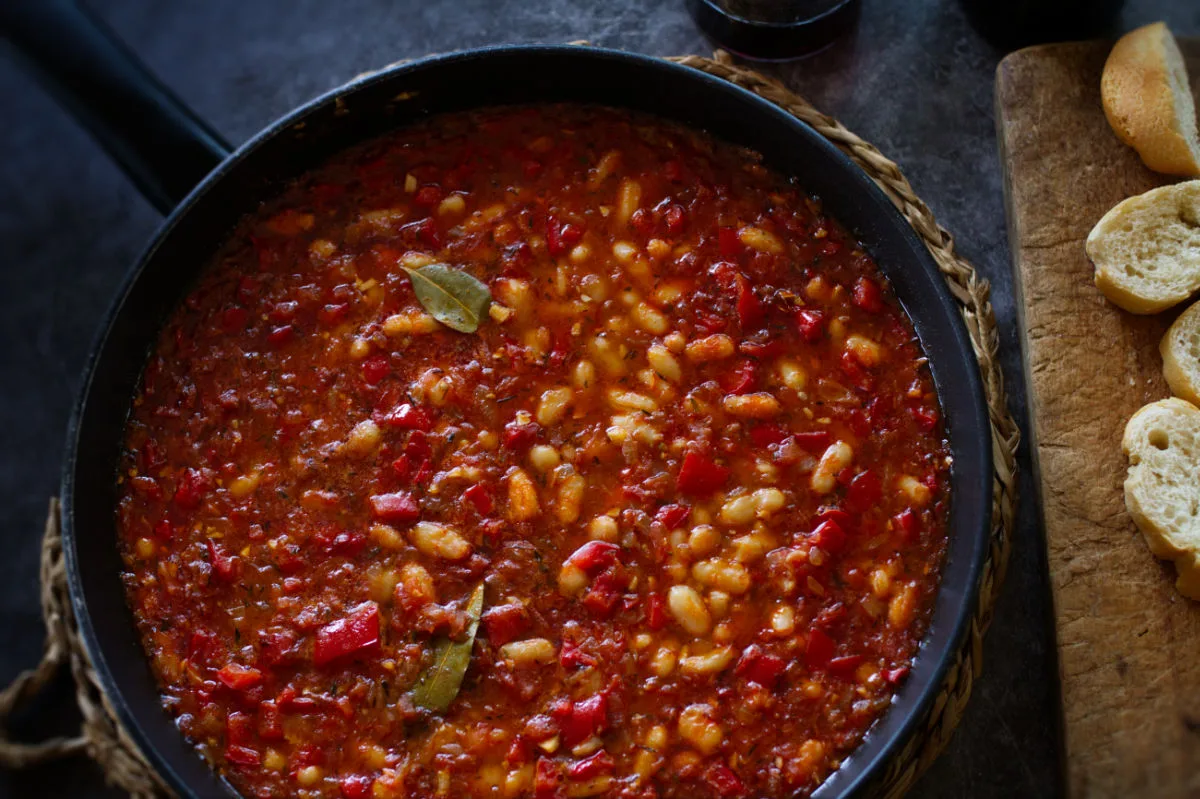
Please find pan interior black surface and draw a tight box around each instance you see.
[59,46,991,799]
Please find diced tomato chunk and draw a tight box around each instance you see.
[482,603,529,647]
[676,450,730,496]
[383,402,434,431]
[368,491,420,524]
[735,645,786,687]
[559,639,598,669]
[568,750,614,780]
[852,276,884,313]
[704,762,747,798]
[809,519,847,555]
[581,570,624,618]
[313,602,380,666]
[217,664,263,691]
[361,354,390,385]
[885,666,910,685]
[794,309,825,343]
[654,504,690,531]
[806,627,836,667]
[912,405,940,432]
[318,302,350,326]
[893,508,920,542]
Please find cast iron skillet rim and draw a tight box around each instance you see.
[60,43,990,799]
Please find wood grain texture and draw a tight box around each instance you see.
[997,40,1200,798]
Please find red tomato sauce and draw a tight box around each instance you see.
[116,105,950,799]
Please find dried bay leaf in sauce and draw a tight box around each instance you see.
[412,582,485,711]
[403,264,491,333]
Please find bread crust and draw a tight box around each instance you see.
[1101,22,1200,177]
[1122,397,1200,600]
[1161,298,1200,406]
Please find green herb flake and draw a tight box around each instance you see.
[412,582,486,712]
[403,264,491,333]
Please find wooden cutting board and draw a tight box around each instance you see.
[996,40,1200,797]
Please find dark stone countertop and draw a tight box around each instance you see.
[1,1,1197,797]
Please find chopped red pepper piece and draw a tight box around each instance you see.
[217,664,263,691]
[719,359,757,395]
[547,216,583,256]
[809,519,847,555]
[884,666,910,685]
[654,504,690,531]
[559,639,598,669]
[852,276,884,313]
[502,420,541,451]
[266,324,295,347]
[735,277,764,330]
[207,539,237,582]
[828,654,865,674]
[368,491,420,524]
[893,508,920,542]
[481,603,529,647]
[735,645,786,687]
[257,700,284,740]
[462,483,494,515]
[552,693,609,746]
[564,540,621,574]
[677,450,730,496]
[534,757,565,799]
[646,592,669,631]
[846,470,882,512]
[313,602,380,666]
[568,750,615,780]
[225,744,261,767]
[383,403,433,431]
[749,423,789,447]
[794,308,825,343]
[806,627,836,667]
[339,775,372,799]
[718,227,743,258]
[173,467,210,510]
[360,354,390,386]
[704,762,748,798]
[792,430,832,451]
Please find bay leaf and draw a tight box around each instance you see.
[412,582,485,712]
[402,264,491,333]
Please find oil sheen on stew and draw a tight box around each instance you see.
[116,105,950,799]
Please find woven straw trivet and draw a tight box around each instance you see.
[0,50,1018,798]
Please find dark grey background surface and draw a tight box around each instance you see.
[2,1,1199,797]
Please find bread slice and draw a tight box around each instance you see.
[1086,180,1200,313]
[1122,397,1200,600]
[1161,298,1200,406]
[1101,22,1200,177]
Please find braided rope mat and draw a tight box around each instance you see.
[0,51,1018,798]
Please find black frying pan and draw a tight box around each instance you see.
[1,1,992,797]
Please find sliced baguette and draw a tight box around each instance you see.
[1101,22,1200,177]
[1122,397,1200,600]
[1086,180,1200,313]
[1161,298,1200,406]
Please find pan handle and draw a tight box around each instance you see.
[0,0,232,214]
